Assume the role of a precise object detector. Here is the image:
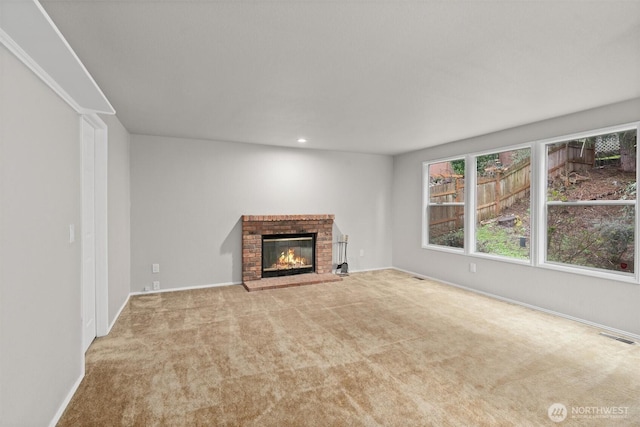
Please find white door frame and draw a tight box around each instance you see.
[81,113,108,341]
[81,118,97,352]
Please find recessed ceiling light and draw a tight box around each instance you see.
[297,138,307,144]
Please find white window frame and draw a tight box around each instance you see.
[421,122,640,285]
[536,122,640,283]
[469,144,534,264]
[422,157,466,252]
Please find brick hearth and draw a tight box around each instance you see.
[241,214,340,291]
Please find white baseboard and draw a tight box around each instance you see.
[133,271,398,295]
[106,293,131,335]
[355,266,395,273]
[336,266,394,274]
[393,267,640,342]
[48,370,84,427]
[130,280,243,296]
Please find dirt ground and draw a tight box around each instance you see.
[549,165,636,201]
[501,166,635,254]
[500,165,636,230]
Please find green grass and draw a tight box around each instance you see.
[476,224,529,259]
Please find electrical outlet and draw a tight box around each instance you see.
[152,263,160,273]
[143,285,151,292]
[469,263,477,273]
[359,249,365,257]
[152,281,160,290]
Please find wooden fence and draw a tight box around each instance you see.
[547,142,595,179]
[476,159,531,222]
[429,145,596,237]
[428,144,598,238]
[428,179,465,237]
[429,158,531,236]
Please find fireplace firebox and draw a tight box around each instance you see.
[262,233,316,278]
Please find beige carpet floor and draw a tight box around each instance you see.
[58,270,640,426]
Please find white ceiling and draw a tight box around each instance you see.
[40,0,640,155]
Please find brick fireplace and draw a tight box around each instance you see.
[241,214,341,291]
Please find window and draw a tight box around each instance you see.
[422,122,640,282]
[544,127,637,274]
[475,148,531,260]
[424,159,465,249]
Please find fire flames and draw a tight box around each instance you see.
[273,249,306,269]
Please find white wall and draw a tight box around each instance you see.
[392,98,640,337]
[102,114,131,327]
[0,43,83,426]
[0,43,131,426]
[130,135,393,291]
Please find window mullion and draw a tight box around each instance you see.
[466,154,476,255]
[532,142,544,267]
